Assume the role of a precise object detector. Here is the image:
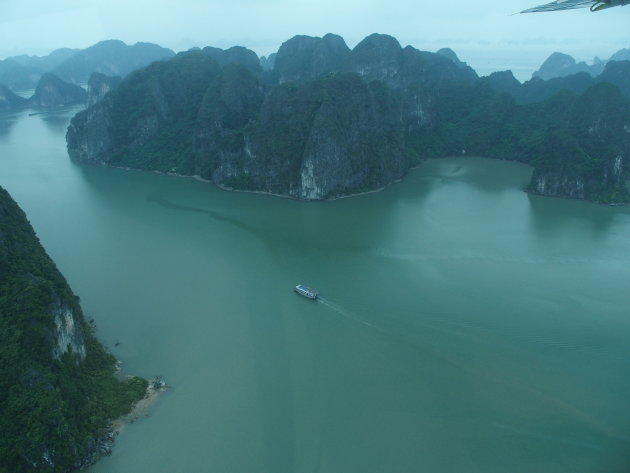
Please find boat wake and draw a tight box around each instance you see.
[317,297,381,331]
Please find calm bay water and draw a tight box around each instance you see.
[2,108,630,473]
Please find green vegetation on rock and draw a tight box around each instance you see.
[0,186,147,473]
[66,34,630,204]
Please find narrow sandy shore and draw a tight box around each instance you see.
[110,377,167,435]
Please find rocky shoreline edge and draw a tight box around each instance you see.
[77,376,167,470]
[103,163,398,202]
[89,159,629,206]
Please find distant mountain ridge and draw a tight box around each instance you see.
[0,40,174,90]
[51,40,174,84]
[532,47,630,80]
[484,60,630,104]
[9,48,79,73]
[67,32,630,204]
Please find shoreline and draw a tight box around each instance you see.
[100,159,629,207]
[79,376,167,469]
[107,164,401,202]
[110,376,167,435]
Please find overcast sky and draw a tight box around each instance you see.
[1,0,629,80]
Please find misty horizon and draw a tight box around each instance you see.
[1,1,629,81]
[0,34,627,83]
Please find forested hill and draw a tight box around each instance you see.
[0,186,147,472]
[67,33,630,204]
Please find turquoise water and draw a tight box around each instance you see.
[2,108,630,473]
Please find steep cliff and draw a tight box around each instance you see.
[67,51,221,172]
[528,84,630,202]
[421,82,630,203]
[195,68,407,198]
[67,33,630,204]
[86,72,121,107]
[0,186,148,472]
[29,73,87,108]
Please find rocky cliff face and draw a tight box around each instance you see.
[68,51,221,172]
[525,84,630,201]
[29,73,87,108]
[86,72,121,107]
[529,153,626,202]
[51,304,87,361]
[195,69,407,199]
[67,33,630,204]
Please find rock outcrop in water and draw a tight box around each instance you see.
[66,33,630,204]
[0,83,28,111]
[29,73,87,108]
[0,186,148,472]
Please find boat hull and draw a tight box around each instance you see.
[294,285,318,299]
